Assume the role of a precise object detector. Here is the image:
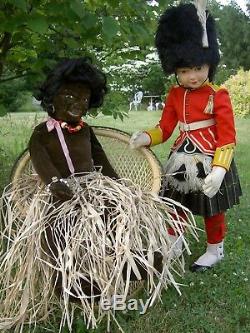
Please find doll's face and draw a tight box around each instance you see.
[176,64,209,89]
[52,82,91,123]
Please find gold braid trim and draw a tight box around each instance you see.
[145,127,163,146]
[212,143,235,170]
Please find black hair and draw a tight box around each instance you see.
[36,57,108,114]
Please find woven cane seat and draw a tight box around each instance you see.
[11,126,162,194]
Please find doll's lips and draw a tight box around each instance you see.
[68,110,82,118]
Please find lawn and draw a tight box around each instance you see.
[0,111,249,333]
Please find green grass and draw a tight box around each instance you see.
[0,111,249,333]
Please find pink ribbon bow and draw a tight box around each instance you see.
[46,118,75,174]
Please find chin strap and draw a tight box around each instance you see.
[175,74,209,89]
[46,117,75,174]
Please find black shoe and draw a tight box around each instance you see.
[190,263,212,272]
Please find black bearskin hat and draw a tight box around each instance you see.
[155,3,220,81]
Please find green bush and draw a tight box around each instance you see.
[0,77,35,115]
[97,90,128,120]
[224,69,250,118]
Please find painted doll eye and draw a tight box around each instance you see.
[64,95,74,103]
[62,95,89,107]
[178,69,188,74]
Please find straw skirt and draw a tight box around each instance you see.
[0,172,198,332]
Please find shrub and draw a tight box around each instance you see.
[224,69,250,118]
[94,90,128,120]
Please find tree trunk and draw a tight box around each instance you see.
[0,32,12,78]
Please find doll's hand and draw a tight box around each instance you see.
[203,166,226,198]
[129,131,151,149]
[48,179,73,201]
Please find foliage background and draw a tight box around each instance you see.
[224,69,250,117]
[0,0,249,117]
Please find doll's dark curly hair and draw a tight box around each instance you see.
[37,57,107,114]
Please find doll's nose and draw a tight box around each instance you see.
[189,71,196,80]
[71,101,88,111]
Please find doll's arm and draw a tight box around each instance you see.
[130,87,178,148]
[89,127,119,178]
[29,129,61,184]
[203,89,236,198]
[29,128,73,201]
[203,166,226,198]
[212,88,236,170]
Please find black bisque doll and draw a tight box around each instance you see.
[29,57,166,295]
[29,57,118,202]
[29,58,119,298]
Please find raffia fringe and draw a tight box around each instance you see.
[0,172,198,332]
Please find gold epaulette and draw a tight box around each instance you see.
[208,82,225,92]
[145,127,163,146]
[212,143,235,170]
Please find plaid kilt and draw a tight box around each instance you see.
[162,143,242,217]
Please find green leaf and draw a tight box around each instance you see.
[2,13,29,32]
[101,108,113,116]
[12,0,26,11]
[27,16,48,34]
[102,16,119,40]
[130,22,151,45]
[70,0,84,19]
[64,38,80,49]
[82,13,97,30]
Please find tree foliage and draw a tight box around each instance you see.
[0,0,249,116]
[209,0,250,74]
[0,0,164,79]
[0,0,172,115]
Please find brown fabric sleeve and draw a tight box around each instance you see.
[29,126,62,184]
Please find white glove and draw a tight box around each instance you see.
[203,166,226,198]
[129,131,151,149]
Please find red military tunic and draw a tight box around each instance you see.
[145,81,241,220]
[148,82,236,156]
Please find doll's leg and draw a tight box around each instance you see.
[52,270,101,303]
[167,211,187,258]
[205,212,226,244]
[42,219,101,302]
[190,213,225,272]
[168,210,187,235]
